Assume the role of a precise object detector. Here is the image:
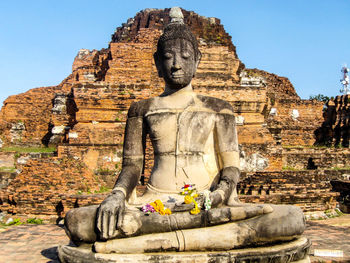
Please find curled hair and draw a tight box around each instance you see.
[156,23,201,60]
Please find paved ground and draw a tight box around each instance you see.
[0,214,349,263]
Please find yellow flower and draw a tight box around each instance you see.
[149,199,171,216]
[164,208,172,215]
[184,195,193,204]
[190,206,201,215]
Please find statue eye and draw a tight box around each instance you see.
[182,52,191,59]
[164,52,173,59]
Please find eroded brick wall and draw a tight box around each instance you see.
[0,158,107,217]
[238,170,345,211]
[0,86,60,146]
[315,95,350,147]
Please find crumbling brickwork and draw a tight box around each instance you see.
[0,8,346,217]
[0,86,60,146]
[315,95,350,147]
[0,158,107,217]
[238,169,345,211]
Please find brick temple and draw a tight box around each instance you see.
[0,8,349,219]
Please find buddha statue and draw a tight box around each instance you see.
[60,7,308,262]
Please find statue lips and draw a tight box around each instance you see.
[171,73,184,79]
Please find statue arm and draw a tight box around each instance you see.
[112,112,145,198]
[97,102,146,240]
[210,112,240,207]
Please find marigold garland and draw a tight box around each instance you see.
[181,184,200,215]
[141,199,171,215]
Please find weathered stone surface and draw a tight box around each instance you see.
[58,237,311,263]
[0,152,14,168]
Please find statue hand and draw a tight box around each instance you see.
[96,190,125,240]
[194,191,222,209]
[209,190,224,208]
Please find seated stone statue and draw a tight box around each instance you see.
[63,7,306,255]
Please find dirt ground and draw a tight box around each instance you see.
[0,213,349,263]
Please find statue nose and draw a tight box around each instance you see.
[172,63,181,70]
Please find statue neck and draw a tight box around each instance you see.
[159,84,195,109]
[162,84,194,97]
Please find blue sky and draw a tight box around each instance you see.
[1,1,349,106]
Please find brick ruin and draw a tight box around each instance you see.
[315,95,350,147]
[0,8,348,219]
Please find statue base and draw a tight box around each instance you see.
[58,236,311,263]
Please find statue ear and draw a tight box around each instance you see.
[193,51,202,77]
[154,52,163,78]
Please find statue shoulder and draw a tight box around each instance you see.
[127,98,155,118]
[197,95,234,114]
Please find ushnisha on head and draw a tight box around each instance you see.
[154,7,202,89]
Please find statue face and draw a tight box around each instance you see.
[156,38,199,89]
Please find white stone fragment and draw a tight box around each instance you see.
[17,156,30,165]
[209,17,216,25]
[83,73,96,81]
[269,108,277,116]
[342,174,350,180]
[240,71,265,87]
[68,132,78,139]
[5,218,13,225]
[169,7,184,23]
[291,109,299,120]
[113,154,121,163]
[235,115,245,126]
[240,152,268,172]
[102,156,112,162]
[77,49,90,59]
[52,126,66,135]
[10,122,25,142]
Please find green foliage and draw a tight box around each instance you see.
[0,146,56,153]
[95,185,111,194]
[96,167,114,174]
[0,166,16,172]
[115,117,121,122]
[245,70,261,78]
[309,94,330,102]
[335,208,343,216]
[282,166,299,171]
[7,218,23,226]
[26,218,43,224]
[331,166,350,171]
[282,145,328,149]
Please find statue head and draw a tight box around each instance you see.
[154,7,202,89]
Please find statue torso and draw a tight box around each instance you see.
[130,90,237,197]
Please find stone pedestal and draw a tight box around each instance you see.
[58,237,310,263]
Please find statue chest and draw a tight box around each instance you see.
[145,110,217,154]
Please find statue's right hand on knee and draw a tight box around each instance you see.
[96,190,125,240]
